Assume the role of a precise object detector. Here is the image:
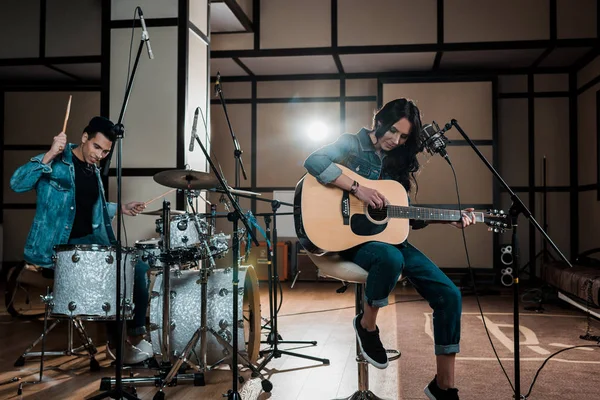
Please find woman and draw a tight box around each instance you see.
[303,98,476,400]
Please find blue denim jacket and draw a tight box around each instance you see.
[10,144,117,267]
[304,128,392,183]
[303,128,427,230]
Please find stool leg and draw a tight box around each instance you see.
[333,284,385,400]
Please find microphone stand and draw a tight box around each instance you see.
[214,72,248,190]
[446,119,572,400]
[91,26,148,400]
[191,135,260,399]
[212,190,330,369]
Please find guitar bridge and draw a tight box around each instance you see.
[342,191,350,225]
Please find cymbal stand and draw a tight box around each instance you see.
[189,116,262,399]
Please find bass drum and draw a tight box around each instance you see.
[149,265,261,365]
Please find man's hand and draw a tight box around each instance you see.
[449,208,476,229]
[42,132,67,164]
[122,201,146,216]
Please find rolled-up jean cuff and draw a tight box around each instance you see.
[366,294,389,308]
[435,344,460,355]
[127,326,147,336]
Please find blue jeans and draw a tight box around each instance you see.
[341,242,462,355]
[68,234,150,336]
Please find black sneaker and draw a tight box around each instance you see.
[353,313,388,369]
[424,375,459,400]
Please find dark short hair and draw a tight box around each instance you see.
[83,116,116,142]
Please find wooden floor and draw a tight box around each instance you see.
[0,280,401,400]
[3,278,599,400]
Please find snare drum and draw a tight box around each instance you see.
[155,213,209,249]
[51,244,136,320]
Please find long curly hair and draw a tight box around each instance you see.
[372,98,424,193]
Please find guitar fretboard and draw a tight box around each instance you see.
[387,206,464,222]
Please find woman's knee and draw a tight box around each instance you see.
[369,243,404,276]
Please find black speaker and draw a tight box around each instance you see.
[500,244,513,266]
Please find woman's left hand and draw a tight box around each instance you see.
[122,201,146,216]
[449,208,476,229]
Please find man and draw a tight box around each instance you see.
[10,116,152,364]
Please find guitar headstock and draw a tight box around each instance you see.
[483,209,512,233]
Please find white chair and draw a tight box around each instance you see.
[306,252,401,400]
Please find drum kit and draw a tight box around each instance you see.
[13,168,271,399]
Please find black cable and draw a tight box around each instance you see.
[524,344,600,398]
[448,161,516,393]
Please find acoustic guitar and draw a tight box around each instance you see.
[293,163,510,255]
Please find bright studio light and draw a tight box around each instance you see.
[307,121,329,141]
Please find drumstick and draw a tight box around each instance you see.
[59,95,71,151]
[144,188,177,206]
[62,95,72,133]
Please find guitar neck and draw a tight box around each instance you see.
[387,206,484,223]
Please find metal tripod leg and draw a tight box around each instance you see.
[159,266,210,389]
[16,317,97,364]
[207,327,273,393]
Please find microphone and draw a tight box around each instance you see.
[137,8,154,59]
[189,107,199,152]
[419,121,452,164]
[214,72,221,97]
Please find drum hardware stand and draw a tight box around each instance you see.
[253,201,330,371]
[95,7,152,399]
[447,119,572,400]
[14,289,100,371]
[8,287,94,396]
[189,105,264,399]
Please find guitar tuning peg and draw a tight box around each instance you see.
[499,210,505,215]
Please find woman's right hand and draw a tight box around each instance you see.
[355,185,387,209]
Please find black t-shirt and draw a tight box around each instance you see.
[69,154,99,239]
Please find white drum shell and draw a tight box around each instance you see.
[51,245,136,320]
[156,214,208,250]
[135,238,165,270]
[150,267,249,365]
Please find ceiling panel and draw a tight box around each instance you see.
[539,47,592,68]
[210,58,248,77]
[51,63,101,80]
[238,55,338,75]
[441,49,545,69]
[0,65,75,82]
[210,2,245,33]
[340,53,436,73]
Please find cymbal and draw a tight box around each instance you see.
[141,209,187,216]
[153,169,220,190]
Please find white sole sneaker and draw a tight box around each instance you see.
[353,314,388,369]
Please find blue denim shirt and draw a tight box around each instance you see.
[10,144,117,267]
[303,128,427,230]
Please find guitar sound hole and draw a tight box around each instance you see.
[367,206,388,222]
